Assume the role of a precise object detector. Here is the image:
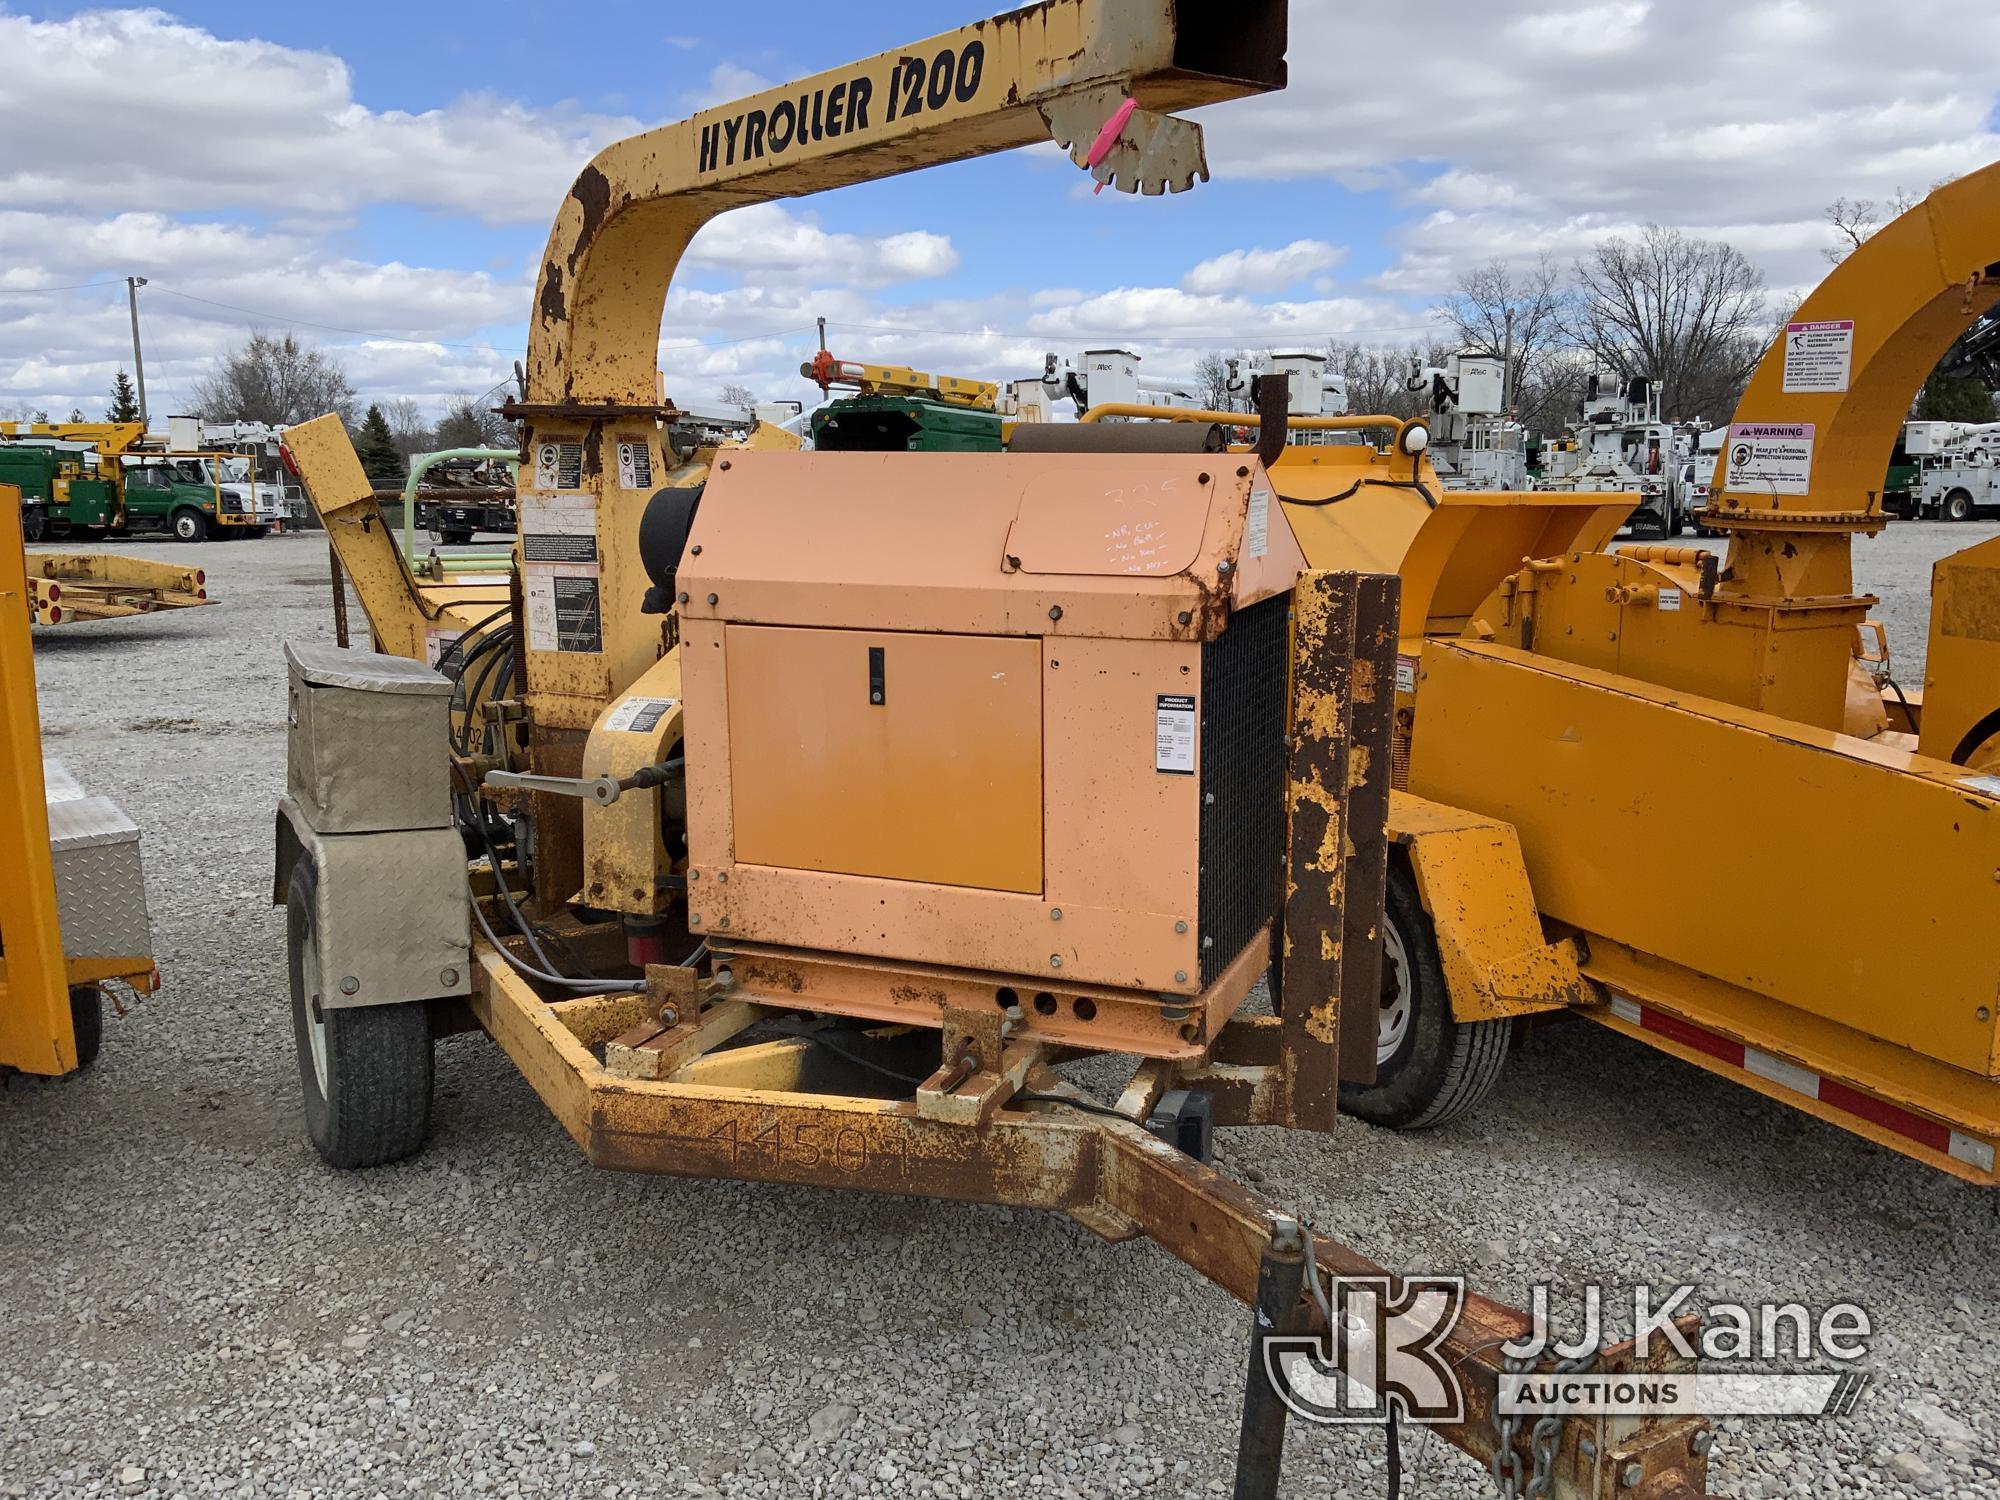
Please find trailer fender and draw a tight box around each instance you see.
[274,797,470,1010]
[1386,790,1590,1022]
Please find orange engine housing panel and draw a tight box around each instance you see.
[673,450,1304,997]
[726,624,1044,893]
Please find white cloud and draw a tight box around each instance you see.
[1182,240,1347,295]
[0,9,640,224]
[683,205,959,287]
[687,62,774,111]
[1196,0,2000,290]
[1505,3,1651,56]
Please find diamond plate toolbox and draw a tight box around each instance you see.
[47,793,152,960]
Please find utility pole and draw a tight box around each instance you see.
[1500,306,1515,416]
[125,276,149,432]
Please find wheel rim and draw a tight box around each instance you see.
[177,516,195,539]
[300,918,329,1095]
[1377,916,1412,1064]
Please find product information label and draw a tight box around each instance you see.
[1724,422,1815,496]
[532,440,584,491]
[1155,693,1196,775]
[1782,320,1854,394]
[616,439,653,491]
[1395,655,1418,695]
[1658,587,1683,613]
[605,696,677,734]
[1245,487,1271,559]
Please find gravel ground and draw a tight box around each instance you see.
[3,524,1996,1500]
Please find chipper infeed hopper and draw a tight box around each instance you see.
[274,6,1720,1495]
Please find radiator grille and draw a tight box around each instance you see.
[1197,592,1291,985]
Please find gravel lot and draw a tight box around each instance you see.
[4,523,1997,1500]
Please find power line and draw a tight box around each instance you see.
[0,279,127,296]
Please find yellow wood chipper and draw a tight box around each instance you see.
[256,5,1866,1497]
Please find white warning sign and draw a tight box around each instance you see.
[616,438,652,491]
[1245,487,1271,559]
[1782,320,1853,393]
[604,696,677,734]
[1724,422,1815,496]
[532,440,584,490]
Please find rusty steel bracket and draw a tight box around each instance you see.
[465,939,1717,1500]
[1279,570,1401,1125]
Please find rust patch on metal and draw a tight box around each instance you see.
[538,260,566,325]
[739,962,806,994]
[566,165,613,275]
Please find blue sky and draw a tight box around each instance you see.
[3,1,1998,422]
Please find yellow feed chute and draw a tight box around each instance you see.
[1715,163,2000,524]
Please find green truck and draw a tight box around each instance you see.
[0,442,279,542]
[809,393,1001,452]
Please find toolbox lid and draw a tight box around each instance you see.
[284,639,453,696]
[42,755,85,804]
[47,795,141,852]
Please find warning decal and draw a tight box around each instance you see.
[1155,693,1196,775]
[616,438,653,491]
[1782,320,1853,394]
[532,440,584,490]
[1724,422,1815,496]
[605,696,677,735]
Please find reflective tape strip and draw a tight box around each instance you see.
[1603,992,1995,1172]
[1950,1133,1997,1173]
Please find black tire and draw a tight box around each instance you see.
[1339,863,1510,1129]
[68,984,104,1071]
[1945,489,1975,522]
[441,528,475,546]
[287,854,433,1169]
[172,508,208,543]
[1665,505,1686,538]
[22,507,46,543]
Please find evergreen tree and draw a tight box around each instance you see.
[354,403,407,487]
[106,369,141,423]
[1916,374,1998,424]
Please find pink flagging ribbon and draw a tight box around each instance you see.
[1084,96,1138,195]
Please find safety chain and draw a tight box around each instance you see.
[1492,1345,1601,1500]
[1492,1353,1529,1499]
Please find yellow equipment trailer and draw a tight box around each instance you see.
[272,6,1719,1498]
[1080,174,2000,1186]
[0,485,161,1075]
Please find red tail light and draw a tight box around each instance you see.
[195,569,206,585]
[46,605,62,623]
[46,583,60,601]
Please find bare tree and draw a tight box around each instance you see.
[193,331,356,427]
[1570,227,1771,420]
[1434,255,1576,431]
[718,382,757,408]
[385,397,432,460]
[1823,189,1920,265]
[434,393,512,451]
[1193,351,1234,411]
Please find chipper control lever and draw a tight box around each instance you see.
[483,761,680,808]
